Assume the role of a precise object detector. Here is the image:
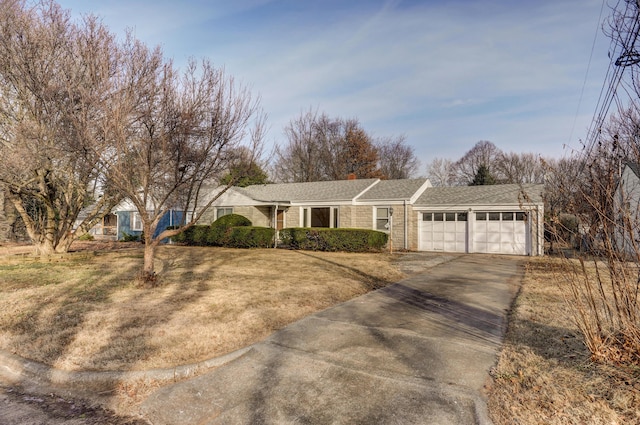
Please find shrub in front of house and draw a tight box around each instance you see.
[207,214,252,246]
[168,225,207,245]
[225,226,275,248]
[279,228,388,252]
[191,225,210,245]
[121,232,141,242]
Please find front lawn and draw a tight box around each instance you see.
[0,245,404,372]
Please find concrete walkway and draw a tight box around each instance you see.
[141,254,523,425]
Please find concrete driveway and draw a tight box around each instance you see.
[141,254,523,424]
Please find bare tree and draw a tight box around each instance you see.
[0,0,122,254]
[376,135,420,179]
[451,140,503,185]
[274,111,381,182]
[100,42,265,282]
[274,109,323,182]
[548,106,640,368]
[425,157,455,187]
[495,152,546,184]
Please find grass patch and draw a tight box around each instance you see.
[487,256,640,424]
[0,245,404,372]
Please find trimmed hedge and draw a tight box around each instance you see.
[225,226,275,248]
[279,228,388,252]
[207,214,252,246]
[169,214,275,248]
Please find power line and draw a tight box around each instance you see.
[582,0,640,162]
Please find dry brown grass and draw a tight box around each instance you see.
[0,244,404,372]
[487,256,640,425]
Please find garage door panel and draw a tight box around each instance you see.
[472,211,529,256]
[420,212,467,253]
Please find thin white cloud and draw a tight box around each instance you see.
[56,0,611,165]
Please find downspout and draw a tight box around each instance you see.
[404,200,408,250]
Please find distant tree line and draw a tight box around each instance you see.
[424,140,548,187]
[271,109,419,182]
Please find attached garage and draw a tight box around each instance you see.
[415,185,544,256]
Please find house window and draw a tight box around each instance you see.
[376,207,390,231]
[301,207,337,228]
[502,212,514,221]
[489,212,501,221]
[476,212,486,221]
[423,212,467,222]
[131,212,143,231]
[184,211,195,225]
[216,207,233,220]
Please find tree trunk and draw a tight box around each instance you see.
[141,237,158,284]
[55,233,75,253]
[34,239,55,256]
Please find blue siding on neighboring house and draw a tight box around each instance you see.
[116,211,136,240]
[156,210,184,242]
[116,210,184,242]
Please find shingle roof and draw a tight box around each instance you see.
[237,179,379,202]
[356,178,429,201]
[415,184,544,206]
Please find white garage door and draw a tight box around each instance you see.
[472,212,529,255]
[419,211,530,255]
[420,212,468,253]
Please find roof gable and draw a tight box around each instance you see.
[356,178,431,201]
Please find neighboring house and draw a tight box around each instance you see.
[88,213,118,240]
[112,200,185,241]
[614,163,640,256]
[204,178,545,256]
[81,199,185,242]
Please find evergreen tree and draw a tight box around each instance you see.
[470,164,496,185]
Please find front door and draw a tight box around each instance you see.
[276,209,285,230]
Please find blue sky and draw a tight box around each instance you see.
[57,0,612,171]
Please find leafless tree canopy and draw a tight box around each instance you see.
[274,110,380,182]
[425,157,455,187]
[376,135,420,179]
[451,140,502,185]
[426,140,545,187]
[99,43,265,281]
[0,0,265,279]
[0,0,122,254]
[274,109,419,182]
